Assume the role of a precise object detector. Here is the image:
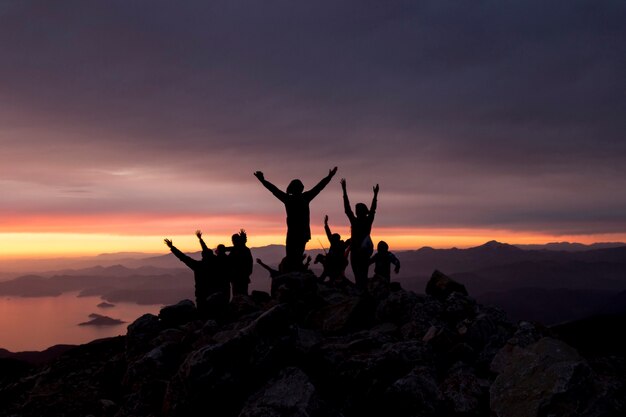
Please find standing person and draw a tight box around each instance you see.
[254,167,338,271]
[369,241,400,283]
[213,243,231,300]
[341,178,379,289]
[228,229,253,296]
[164,236,216,314]
[321,215,351,284]
[196,230,231,301]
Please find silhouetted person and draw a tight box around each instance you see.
[228,229,253,296]
[213,243,231,300]
[369,240,400,282]
[319,214,350,283]
[164,237,218,315]
[254,167,338,271]
[341,178,379,289]
[257,258,282,279]
[196,231,231,301]
[303,254,312,270]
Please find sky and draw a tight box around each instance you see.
[1,0,626,258]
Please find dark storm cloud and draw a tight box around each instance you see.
[1,0,625,235]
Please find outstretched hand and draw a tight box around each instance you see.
[340,178,347,190]
[394,265,400,274]
[256,258,262,264]
[253,171,264,181]
[195,230,202,239]
[164,238,173,248]
[324,214,329,224]
[328,167,338,177]
[373,184,379,194]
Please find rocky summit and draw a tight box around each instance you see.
[0,271,624,417]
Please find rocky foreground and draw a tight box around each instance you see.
[0,271,624,417]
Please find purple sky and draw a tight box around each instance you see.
[1,0,625,246]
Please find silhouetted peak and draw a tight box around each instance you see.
[472,240,521,252]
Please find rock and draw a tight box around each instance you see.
[251,290,272,305]
[203,292,230,320]
[126,314,163,358]
[229,295,261,318]
[306,295,375,334]
[490,337,592,417]
[163,305,296,417]
[309,338,431,416]
[367,274,391,300]
[375,289,421,325]
[441,366,487,415]
[159,299,197,327]
[442,292,477,323]
[425,270,468,301]
[239,367,336,417]
[271,272,320,311]
[385,366,444,416]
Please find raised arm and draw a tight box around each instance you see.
[341,178,355,221]
[304,167,337,202]
[254,171,287,202]
[196,230,210,254]
[391,253,401,274]
[164,238,197,270]
[256,258,273,273]
[369,184,379,222]
[324,215,333,241]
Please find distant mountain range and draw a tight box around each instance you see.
[1,240,625,325]
[513,241,626,251]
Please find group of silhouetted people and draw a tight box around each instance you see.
[164,229,252,315]
[254,167,399,288]
[164,167,400,315]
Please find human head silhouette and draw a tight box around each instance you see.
[331,233,341,244]
[216,244,226,256]
[238,229,248,245]
[355,203,369,218]
[231,234,240,246]
[286,179,304,195]
[377,240,389,253]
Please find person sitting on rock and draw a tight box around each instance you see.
[256,257,284,296]
[319,214,351,284]
[369,240,400,283]
[341,178,379,289]
[254,167,338,272]
[256,257,282,279]
[227,229,253,296]
[164,236,217,315]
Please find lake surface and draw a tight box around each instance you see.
[0,293,162,352]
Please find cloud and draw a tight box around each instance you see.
[0,0,625,237]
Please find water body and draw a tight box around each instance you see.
[0,293,161,352]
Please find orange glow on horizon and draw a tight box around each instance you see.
[0,228,625,260]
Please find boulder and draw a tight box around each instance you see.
[126,314,163,358]
[163,305,296,417]
[159,300,197,327]
[425,270,468,301]
[375,289,421,326]
[490,337,592,417]
[239,367,336,417]
[306,295,375,334]
[441,366,487,415]
[384,366,444,416]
